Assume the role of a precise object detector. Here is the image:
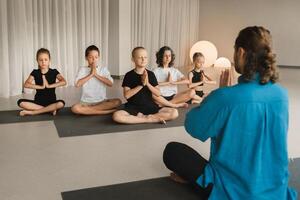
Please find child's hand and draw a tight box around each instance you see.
[142,70,148,86]
[90,67,97,76]
[167,72,173,84]
[42,75,50,88]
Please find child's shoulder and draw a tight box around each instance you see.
[169,67,181,72]
[146,69,155,75]
[49,67,58,71]
[99,65,109,71]
[153,67,161,72]
[124,69,135,77]
[30,69,40,76]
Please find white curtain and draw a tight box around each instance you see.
[0,0,108,98]
[131,0,201,70]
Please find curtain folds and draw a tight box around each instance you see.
[0,0,108,97]
[131,0,201,70]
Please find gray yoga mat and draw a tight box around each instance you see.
[61,158,300,200]
[289,158,300,194]
[0,106,194,137]
[54,106,191,137]
[0,109,61,124]
[61,177,208,200]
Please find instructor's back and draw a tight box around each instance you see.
[185,26,298,199]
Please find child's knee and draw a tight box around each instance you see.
[18,101,25,108]
[170,108,178,119]
[189,89,196,98]
[112,111,122,122]
[71,104,81,114]
[56,102,65,109]
[114,99,122,107]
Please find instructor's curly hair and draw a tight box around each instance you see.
[235,26,279,84]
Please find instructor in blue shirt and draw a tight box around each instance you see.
[163,26,298,200]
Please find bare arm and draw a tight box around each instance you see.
[203,72,216,84]
[47,74,67,88]
[94,73,113,87]
[158,81,171,86]
[75,73,93,88]
[123,86,143,100]
[24,75,45,90]
[171,77,189,85]
[146,83,161,97]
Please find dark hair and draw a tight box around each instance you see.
[85,45,100,57]
[131,46,146,58]
[36,48,50,60]
[235,26,278,84]
[156,46,175,67]
[193,52,204,62]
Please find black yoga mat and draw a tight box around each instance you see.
[61,158,300,200]
[0,106,195,137]
[61,177,208,200]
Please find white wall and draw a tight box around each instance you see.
[198,0,300,67]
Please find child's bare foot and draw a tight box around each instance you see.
[191,100,201,104]
[19,110,33,116]
[170,172,188,184]
[147,115,166,124]
[159,118,166,124]
[179,102,189,108]
[137,112,146,118]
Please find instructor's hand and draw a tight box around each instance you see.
[219,69,232,88]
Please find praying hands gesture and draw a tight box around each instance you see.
[42,74,49,89]
[90,66,97,76]
[219,69,232,88]
[167,71,173,84]
[142,70,149,86]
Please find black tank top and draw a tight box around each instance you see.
[191,70,204,86]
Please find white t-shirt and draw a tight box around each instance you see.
[75,66,113,103]
[153,67,184,97]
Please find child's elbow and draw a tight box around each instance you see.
[75,83,81,88]
[23,82,30,88]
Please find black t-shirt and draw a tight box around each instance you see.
[122,69,158,107]
[30,68,59,102]
[191,69,204,86]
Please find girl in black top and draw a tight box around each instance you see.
[17,48,66,116]
[188,52,216,104]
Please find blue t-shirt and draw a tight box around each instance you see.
[185,75,297,200]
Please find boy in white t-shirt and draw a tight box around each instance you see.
[153,46,195,107]
[71,45,121,115]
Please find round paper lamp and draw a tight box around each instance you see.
[190,41,218,67]
[214,57,231,68]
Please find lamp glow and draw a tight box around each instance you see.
[214,57,231,68]
[190,41,218,67]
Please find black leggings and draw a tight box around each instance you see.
[17,99,65,107]
[163,142,213,198]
